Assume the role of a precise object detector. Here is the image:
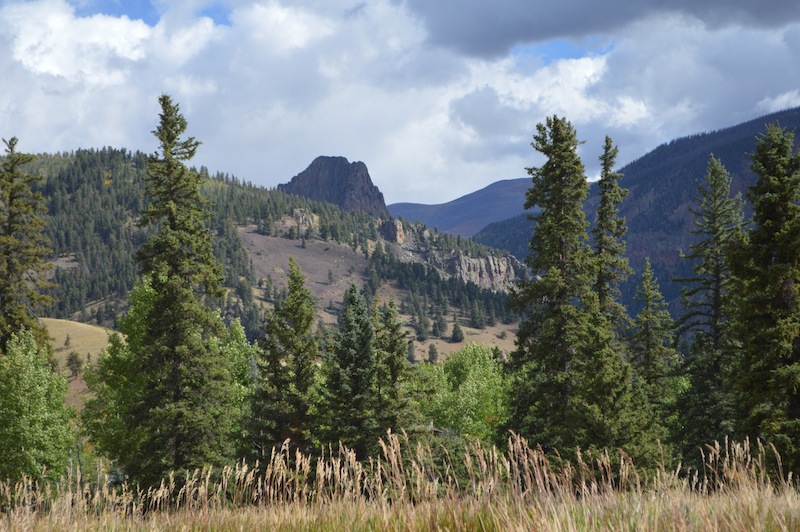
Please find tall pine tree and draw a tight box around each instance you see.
[251,257,318,459]
[0,138,52,349]
[674,155,743,460]
[373,301,414,434]
[592,135,632,328]
[320,284,378,459]
[88,95,237,487]
[629,259,681,443]
[730,124,800,470]
[509,117,641,456]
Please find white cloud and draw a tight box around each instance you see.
[0,0,798,205]
[758,90,800,113]
[150,15,218,65]
[0,0,150,86]
[230,2,334,54]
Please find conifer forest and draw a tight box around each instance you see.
[3,96,800,528]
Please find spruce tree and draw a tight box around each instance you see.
[320,284,378,459]
[629,259,681,441]
[92,95,236,487]
[592,136,632,327]
[450,321,464,343]
[674,155,743,459]
[373,301,413,433]
[0,138,52,349]
[251,257,318,459]
[509,117,641,456]
[730,124,800,469]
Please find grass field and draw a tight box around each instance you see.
[2,434,797,530]
[41,317,111,411]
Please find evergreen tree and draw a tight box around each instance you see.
[251,257,318,459]
[428,343,438,363]
[90,95,236,487]
[509,116,643,457]
[676,155,744,344]
[0,329,73,481]
[374,301,413,434]
[629,259,681,441]
[592,136,632,328]
[730,124,800,469]
[406,340,416,364]
[450,321,464,343]
[674,155,743,459]
[0,138,52,349]
[320,284,378,459]
[67,351,83,378]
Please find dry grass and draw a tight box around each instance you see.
[2,434,798,530]
[41,318,111,411]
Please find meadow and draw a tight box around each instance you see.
[3,433,798,530]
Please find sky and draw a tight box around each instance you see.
[1,0,799,204]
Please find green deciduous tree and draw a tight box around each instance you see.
[509,117,643,457]
[251,257,318,459]
[83,281,153,475]
[417,344,508,445]
[730,124,800,470]
[0,329,73,481]
[0,138,52,349]
[674,155,743,460]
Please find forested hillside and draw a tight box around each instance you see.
[5,96,800,530]
[32,147,516,342]
[475,106,800,311]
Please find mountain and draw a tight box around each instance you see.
[33,148,519,349]
[474,106,800,311]
[279,156,389,218]
[388,178,530,237]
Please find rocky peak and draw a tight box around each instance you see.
[279,156,389,218]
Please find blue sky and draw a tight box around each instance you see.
[72,1,160,24]
[1,0,799,203]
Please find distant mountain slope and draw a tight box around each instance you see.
[279,156,389,218]
[388,178,530,236]
[475,106,800,311]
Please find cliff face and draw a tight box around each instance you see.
[395,223,523,292]
[279,156,389,218]
[425,251,522,292]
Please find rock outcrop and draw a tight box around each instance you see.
[426,252,522,292]
[380,219,405,244]
[393,222,523,292]
[279,156,389,218]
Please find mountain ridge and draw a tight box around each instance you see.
[388,178,530,237]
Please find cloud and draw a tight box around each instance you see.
[1,0,150,86]
[0,0,798,205]
[230,2,334,54]
[398,0,800,57]
[759,90,800,113]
